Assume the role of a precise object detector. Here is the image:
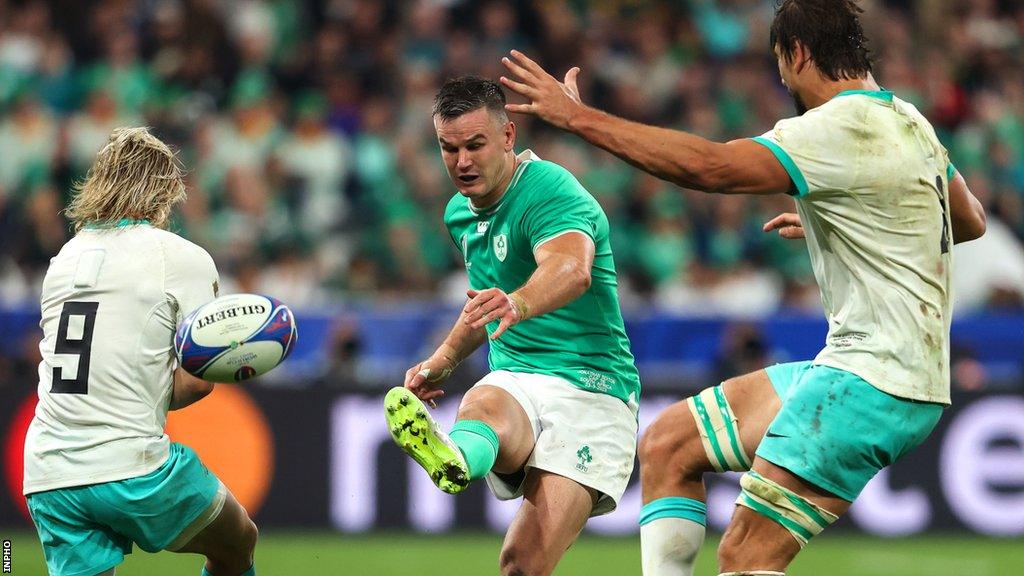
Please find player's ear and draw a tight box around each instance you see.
[505,120,516,151]
[792,40,812,74]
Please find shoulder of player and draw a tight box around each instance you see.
[516,159,588,200]
[153,228,216,269]
[890,95,936,129]
[443,193,469,222]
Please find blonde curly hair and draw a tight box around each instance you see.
[66,127,186,231]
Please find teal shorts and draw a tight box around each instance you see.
[27,443,223,576]
[759,361,943,502]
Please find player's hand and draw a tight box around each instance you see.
[763,212,805,240]
[404,351,456,408]
[500,50,583,131]
[464,288,522,340]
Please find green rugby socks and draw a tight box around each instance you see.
[449,419,500,480]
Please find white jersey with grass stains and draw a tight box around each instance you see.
[23,222,219,494]
[752,90,954,404]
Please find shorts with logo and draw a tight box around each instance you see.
[26,443,226,576]
[474,370,639,517]
[759,361,944,502]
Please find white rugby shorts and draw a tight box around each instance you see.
[473,370,638,517]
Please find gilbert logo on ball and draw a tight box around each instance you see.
[175,294,297,382]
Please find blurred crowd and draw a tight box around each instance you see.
[2,0,1024,315]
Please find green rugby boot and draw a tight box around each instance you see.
[384,387,469,494]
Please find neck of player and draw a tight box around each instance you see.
[471,153,519,211]
[806,73,882,110]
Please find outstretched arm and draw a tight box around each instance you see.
[500,50,792,195]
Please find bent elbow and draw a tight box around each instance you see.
[972,206,987,240]
[575,266,592,293]
[953,208,987,244]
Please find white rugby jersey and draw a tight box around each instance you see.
[24,222,218,494]
[753,90,954,404]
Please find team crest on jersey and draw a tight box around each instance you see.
[493,234,508,262]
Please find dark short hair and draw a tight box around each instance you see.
[770,0,872,81]
[432,76,508,122]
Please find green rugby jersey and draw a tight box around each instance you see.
[444,150,641,409]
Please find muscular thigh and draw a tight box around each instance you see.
[721,369,783,459]
[458,384,535,474]
[648,370,781,465]
[176,488,252,558]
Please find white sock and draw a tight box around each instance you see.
[640,517,706,576]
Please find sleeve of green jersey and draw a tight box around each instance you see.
[443,194,463,251]
[519,161,601,252]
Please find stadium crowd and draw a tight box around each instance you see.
[1,0,1024,316]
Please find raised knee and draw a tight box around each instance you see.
[499,544,547,576]
[639,414,700,477]
[638,416,677,462]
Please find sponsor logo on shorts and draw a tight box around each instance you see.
[576,445,593,472]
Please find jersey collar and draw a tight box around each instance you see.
[832,88,894,102]
[83,218,152,229]
[467,149,540,216]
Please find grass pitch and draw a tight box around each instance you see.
[6,530,1020,575]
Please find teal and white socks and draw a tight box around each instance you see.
[640,497,708,576]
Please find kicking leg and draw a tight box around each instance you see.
[384,383,534,493]
[637,369,783,576]
[454,384,534,475]
[717,458,848,574]
[499,470,597,576]
[174,488,258,576]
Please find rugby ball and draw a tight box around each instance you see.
[175,293,297,382]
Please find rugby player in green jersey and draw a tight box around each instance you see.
[384,76,641,576]
[500,1,987,575]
